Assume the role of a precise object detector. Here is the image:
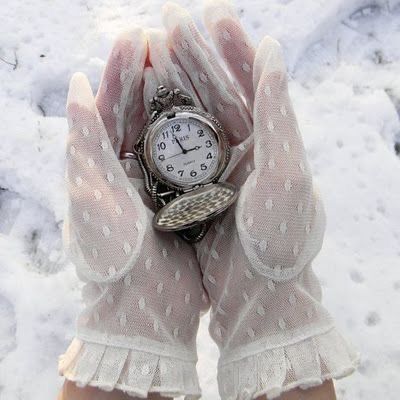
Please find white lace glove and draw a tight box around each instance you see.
[58,29,209,399]
[161,1,360,399]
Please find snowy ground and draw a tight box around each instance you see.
[0,0,400,399]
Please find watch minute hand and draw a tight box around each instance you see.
[173,135,187,153]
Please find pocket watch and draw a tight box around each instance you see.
[131,85,237,243]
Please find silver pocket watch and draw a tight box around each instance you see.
[130,86,238,243]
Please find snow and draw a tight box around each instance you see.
[0,0,400,399]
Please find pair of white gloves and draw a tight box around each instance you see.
[58,1,359,399]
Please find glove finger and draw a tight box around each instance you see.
[253,36,309,178]
[96,28,147,155]
[162,1,252,145]
[234,37,320,281]
[66,72,148,282]
[121,76,146,155]
[147,28,203,108]
[203,0,256,110]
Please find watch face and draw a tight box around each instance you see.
[149,115,221,186]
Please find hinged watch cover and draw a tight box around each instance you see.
[153,182,238,232]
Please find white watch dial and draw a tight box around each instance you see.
[151,117,220,186]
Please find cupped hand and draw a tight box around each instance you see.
[60,28,209,397]
[155,2,357,399]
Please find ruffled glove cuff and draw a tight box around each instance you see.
[217,326,360,400]
[59,333,201,400]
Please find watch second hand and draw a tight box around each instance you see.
[164,151,185,160]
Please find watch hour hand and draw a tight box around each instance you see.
[186,145,202,152]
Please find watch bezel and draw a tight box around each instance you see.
[143,106,230,191]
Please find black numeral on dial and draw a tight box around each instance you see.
[206,152,212,159]
[206,140,212,148]
[200,163,207,170]
[178,170,184,176]
[197,129,204,137]
[171,124,181,133]
[167,164,174,172]
[190,170,197,177]
[157,142,166,151]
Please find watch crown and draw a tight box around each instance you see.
[149,86,195,114]
[150,86,175,113]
